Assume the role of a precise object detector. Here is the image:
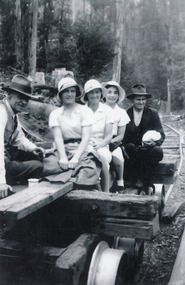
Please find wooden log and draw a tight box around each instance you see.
[63,190,159,221]
[92,215,159,240]
[0,181,73,227]
[168,226,185,284]
[54,233,99,285]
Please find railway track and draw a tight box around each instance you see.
[162,123,184,203]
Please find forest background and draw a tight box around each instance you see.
[0,0,185,113]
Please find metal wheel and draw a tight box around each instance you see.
[153,184,165,219]
[113,237,144,282]
[87,241,128,285]
[113,237,144,265]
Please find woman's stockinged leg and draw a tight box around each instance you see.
[97,147,112,192]
[99,155,110,192]
[112,155,124,186]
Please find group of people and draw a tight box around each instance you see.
[0,74,165,198]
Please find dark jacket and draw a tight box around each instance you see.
[123,107,165,146]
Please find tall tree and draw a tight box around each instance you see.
[112,0,125,83]
[15,0,23,70]
[28,0,38,77]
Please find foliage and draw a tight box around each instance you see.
[73,17,114,83]
[1,0,185,110]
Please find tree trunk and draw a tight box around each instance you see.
[28,0,38,78]
[15,0,22,70]
[112,0,125,83]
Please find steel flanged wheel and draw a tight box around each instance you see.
[113,237,144,274]
[153,184,165,219]
[87,241,128,285]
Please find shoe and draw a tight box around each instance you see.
[116,185,125,193]
[8,188,16,196]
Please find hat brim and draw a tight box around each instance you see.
[81,86,107,103]
[127,93,152,99]
[2,86,34,99]
[57,84,83,103]
[101,82,125,103]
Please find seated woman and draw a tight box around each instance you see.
[45,77,101,189]
[82,79,114,192]
[102,81,130,192]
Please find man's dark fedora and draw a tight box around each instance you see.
[127,83,152,99]
[2,74,34,98]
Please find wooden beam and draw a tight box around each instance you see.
[0,238,65,263]
[54,234,99,285]
[168,226,185,284]
[0,181,73,227]
[92,215,159,240]
[63,190,159,221]
[162,201,185,223]
[154,159,177,175]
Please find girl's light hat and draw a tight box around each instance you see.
[101,80,125,103]
[82,79,107,102]
[57,77,82,101]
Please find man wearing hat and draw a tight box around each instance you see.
[122,83,165,193]
[0,74,45,198]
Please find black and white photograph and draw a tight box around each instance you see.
[0,0,185,284]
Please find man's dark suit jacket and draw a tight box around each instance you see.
[123,106,165,147]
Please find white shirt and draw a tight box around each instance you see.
[111,104,130,136]
[49,103,94,153]
[88,102,114,149]
[133,109,144,126]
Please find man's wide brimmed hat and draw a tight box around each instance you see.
[101,80,125,103]
[127,83,152,99]
[57,77,82,101]
[2,74,34,98]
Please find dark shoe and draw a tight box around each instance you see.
[8,188,16,196]
[116,185,125,194]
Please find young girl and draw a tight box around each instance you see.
[102,80,130,192]
[82,79,114,192]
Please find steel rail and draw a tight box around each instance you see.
[163,123,184,203]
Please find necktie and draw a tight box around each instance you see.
[13,115,18,132]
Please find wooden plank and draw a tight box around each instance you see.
[63,190,159,220]
[151,174,176,184]
[0,238,65,263]
[154,159,177,175]
[168,226,185,284]
[54,233,99,285]
[0,181,73,227]
[92,215,159,240]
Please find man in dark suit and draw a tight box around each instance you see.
[0,75,45,198]
[122,84,165,193]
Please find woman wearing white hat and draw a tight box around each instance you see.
[102,81,130,192]
[83,79,114,192]
[46,77,101,188]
